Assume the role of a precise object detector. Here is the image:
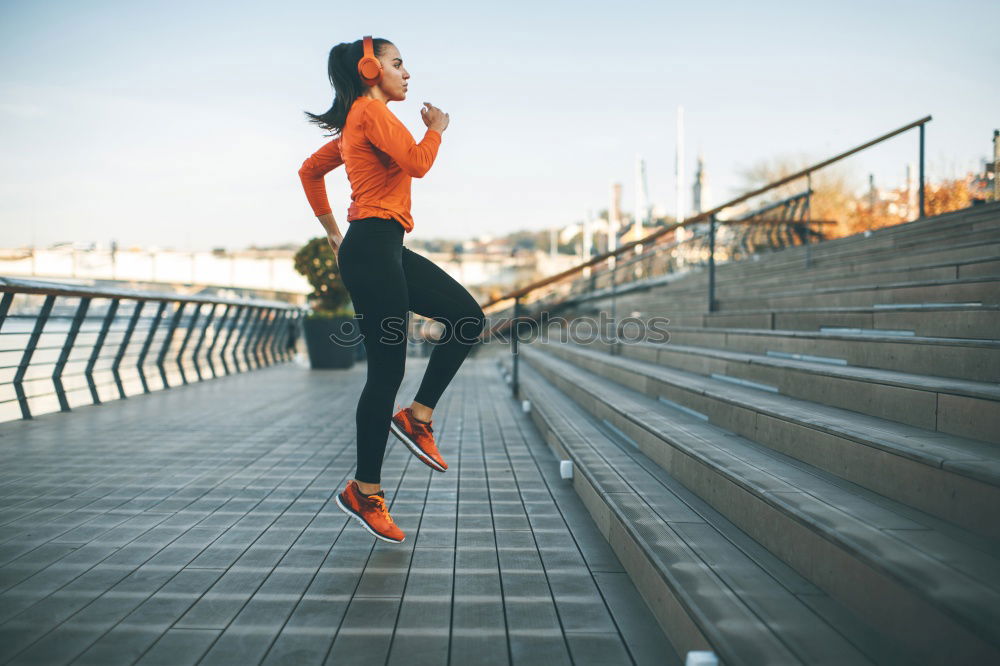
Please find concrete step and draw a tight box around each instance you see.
[616,338,1000,443]
[804,207,999,250]
[706,224,1000,287]
[514,344,1000,663]
[806,240,1000,281]
[749,216,1000,274]
[575,299,1000,340]
[617,244,1000,302]
[497,356,881,665]
[708,304,1000,339]
[719,255,1000,295]
[578,211,1000,302]
[577,242,1000,317]
[616,274,1000,319]
[711,205,1000,277]
[511,209,1000,330]
[713,277,1000,310]
[962,258,1000,278]
[848,201,999,236]
[533,339,1000,539]
[800,203,1000,248]
[657,325,1000,383]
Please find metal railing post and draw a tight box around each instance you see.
[252,307,273,367]
[53,296,91,412]
[0,293,13,331]
[264,308,285,365]
[231,306,257,373]
[254,308,274,367]
[113,301,145,399]
[805,173,813,269]
[207,304,234,377]
[511,296,520,397]
[137,300,168,394]
[919,123,926,218]
[241,307,262,370]
[219,305,245,375]
[278,311,297,362]
[271,310,289,362]
[239,307,263,371]
[609,255,617,355]
[174,303,201,385]
[708,214,717,312]
[14,294,56,419]
[269,310,287,363]
[157,301,186,388]
[87,299,119,405]
[258,308,275,364]
[190,303,218,381]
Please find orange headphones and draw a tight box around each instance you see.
[356,35,382,85]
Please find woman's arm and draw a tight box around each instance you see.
[316,212,338,236]
[298,137,344,218]
[299,138,346,252]
[363,102,444,178]
[318,213,343,255]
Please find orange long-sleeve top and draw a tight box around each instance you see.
[297,96,443,233]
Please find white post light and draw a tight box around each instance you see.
[676,105,685,226]
[685,652,718,666]
[559,460,573,479]
[635,154,648,240]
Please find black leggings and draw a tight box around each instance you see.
[336,217,486,483]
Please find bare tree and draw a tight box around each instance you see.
[733,154,861,239]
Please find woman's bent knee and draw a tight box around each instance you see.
[454,309,486,345]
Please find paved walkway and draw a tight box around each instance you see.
[0,353,673,665]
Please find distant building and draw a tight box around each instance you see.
[865,168,920,220]
[971,130,1000,203]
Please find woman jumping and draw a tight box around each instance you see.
[298,36,486,543]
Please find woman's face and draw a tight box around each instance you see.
[374,43,409,102]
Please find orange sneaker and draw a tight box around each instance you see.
[390,405,448,472]
[335,480,405,543]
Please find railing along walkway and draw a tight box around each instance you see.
[0,355,672,666]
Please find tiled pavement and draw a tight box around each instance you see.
[0,353,675,665]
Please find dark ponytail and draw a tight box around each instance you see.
[303,37,393,137]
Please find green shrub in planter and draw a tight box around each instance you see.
[293,237,361,369]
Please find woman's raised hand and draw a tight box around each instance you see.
[420,102,449,133]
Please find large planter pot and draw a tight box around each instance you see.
[302,315,360,369]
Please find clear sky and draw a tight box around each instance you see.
[2,0,997,251]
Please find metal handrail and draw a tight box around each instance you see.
[1,276,295,308]
[485,115,932,396]
[0,276,305,421]
[732,189,812,221]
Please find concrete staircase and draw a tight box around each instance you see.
[495,202,1000,665]
[576,202,1000,338]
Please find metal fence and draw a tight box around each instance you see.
[0,277,305,422]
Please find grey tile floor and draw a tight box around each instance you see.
[0,355,675,665]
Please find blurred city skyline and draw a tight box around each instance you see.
[2,0,997,251]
